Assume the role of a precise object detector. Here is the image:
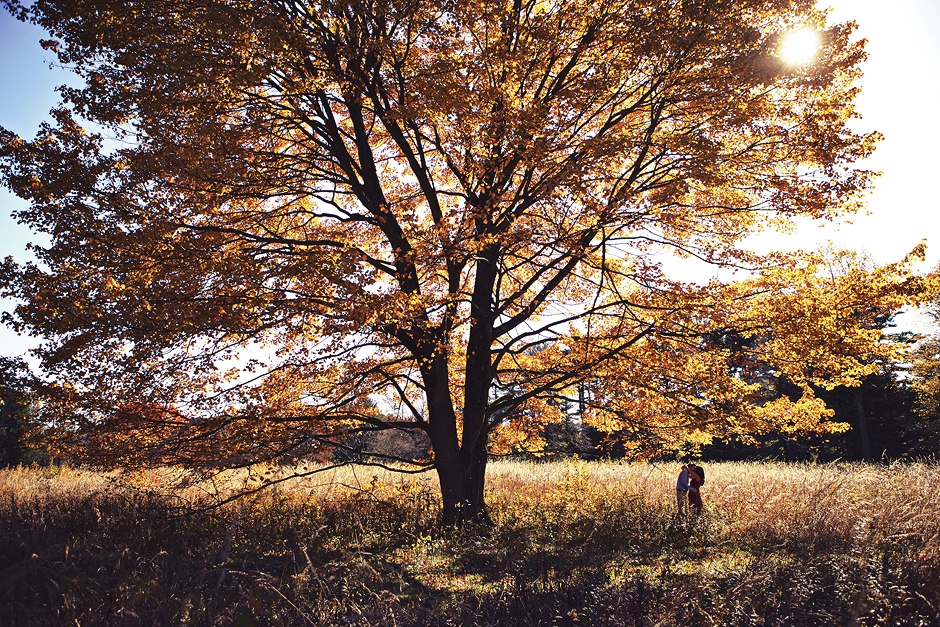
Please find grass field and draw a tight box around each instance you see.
[1,460,938,626]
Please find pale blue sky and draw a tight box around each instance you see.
[2,0,940,359]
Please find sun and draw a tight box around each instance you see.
[780,29,819,65]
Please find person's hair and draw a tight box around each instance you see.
[695,465,705,484]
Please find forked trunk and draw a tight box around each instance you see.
[422,358,492,525]
[435,437,491,525]
[426,384,491,524]
[423,245,497,525]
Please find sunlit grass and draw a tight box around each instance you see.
[2,459,938,625]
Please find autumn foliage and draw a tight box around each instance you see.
[0,0,930,519]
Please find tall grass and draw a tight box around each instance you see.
[1,460,938,626]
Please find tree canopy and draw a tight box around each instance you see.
[0,0,928,520]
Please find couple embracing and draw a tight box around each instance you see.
[676,462,705,516]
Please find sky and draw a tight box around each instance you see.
[1,0,940,361]
[757,0,940,267]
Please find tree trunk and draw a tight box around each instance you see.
[430,243,497,525]
[853,388,872,461]
[431,435,491,525]
[421,353,491,525]
[461,433,491,523]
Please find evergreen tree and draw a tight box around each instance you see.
[0,357,37,467]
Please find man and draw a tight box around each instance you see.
[676,462,691,516]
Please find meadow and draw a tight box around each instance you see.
[1,460,938,626]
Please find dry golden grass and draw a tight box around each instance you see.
[1,459,938,626]
[0,463,111,500]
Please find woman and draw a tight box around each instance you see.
[688,465,705,515]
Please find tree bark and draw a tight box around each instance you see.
[425,242,498,524]
[421,352,492,524]
[459,429,491,523]
[853,387,872,462]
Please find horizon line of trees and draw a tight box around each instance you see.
[4,309,940,469]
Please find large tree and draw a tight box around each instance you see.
[0,0,924,520]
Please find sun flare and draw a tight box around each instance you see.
[780,29,819,65]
